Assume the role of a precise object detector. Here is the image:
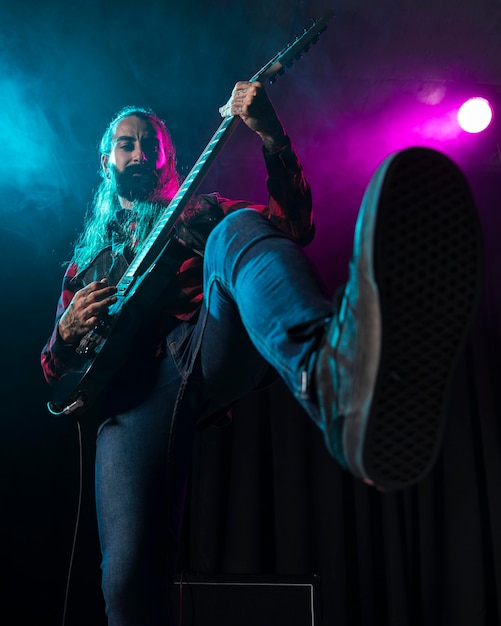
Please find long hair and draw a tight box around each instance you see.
[73,106,182,269]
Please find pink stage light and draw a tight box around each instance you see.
[457,97,493,133]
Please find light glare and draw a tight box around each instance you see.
[457,97,493,134]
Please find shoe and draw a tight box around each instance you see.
[315,147,483,492]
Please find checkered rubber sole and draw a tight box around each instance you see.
[362,147,483,491]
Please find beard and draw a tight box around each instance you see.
[109,163,161,201]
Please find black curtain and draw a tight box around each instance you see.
[177,169,501,626]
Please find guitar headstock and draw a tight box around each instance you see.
[253,12,334,85]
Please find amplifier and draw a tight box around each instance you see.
[172,573,321,626]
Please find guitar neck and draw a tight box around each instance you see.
[115,13,333,296]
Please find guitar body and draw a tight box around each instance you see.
[77,247,131,288]
[50,244,179,415]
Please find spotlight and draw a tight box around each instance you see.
[457,97,493,134]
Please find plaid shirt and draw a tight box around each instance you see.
[41,137,313,385]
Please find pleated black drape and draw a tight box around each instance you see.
[177,169,501,626]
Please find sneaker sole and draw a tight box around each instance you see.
[349,147,483,491]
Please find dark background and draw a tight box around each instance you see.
[1,0,500,624]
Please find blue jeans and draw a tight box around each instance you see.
[95,209,333,625]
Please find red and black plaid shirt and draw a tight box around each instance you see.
[41,138,314,385]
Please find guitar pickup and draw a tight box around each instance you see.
[76,320,109,358]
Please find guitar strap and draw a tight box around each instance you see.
[172,193,225,258]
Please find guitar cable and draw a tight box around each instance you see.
[61,418,84,626]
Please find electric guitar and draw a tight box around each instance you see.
[48,12,333,417]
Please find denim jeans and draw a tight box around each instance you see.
[95,209,333,625]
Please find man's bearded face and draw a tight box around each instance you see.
[104,115,169,202]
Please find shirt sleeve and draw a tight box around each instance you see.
[218,135,314,246]
[40,262,81,385]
